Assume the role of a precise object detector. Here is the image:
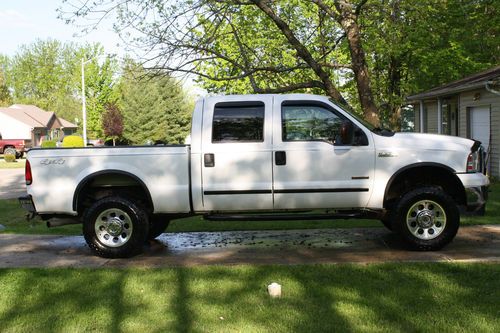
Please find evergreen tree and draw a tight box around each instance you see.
[118,62,192,144]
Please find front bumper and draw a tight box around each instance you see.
[465,186,488,214]
[456,172,489,215]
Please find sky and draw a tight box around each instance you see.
[0,0,125,57]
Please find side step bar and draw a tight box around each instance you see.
[204,211,380,222]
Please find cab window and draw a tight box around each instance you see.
[281,102,368,146]
[212,102,265,143]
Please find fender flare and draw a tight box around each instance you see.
[384,162,461,204]
[72,169,153,212]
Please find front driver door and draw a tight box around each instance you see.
[272,97,375,210]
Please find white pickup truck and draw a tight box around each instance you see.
[19,94,489,258]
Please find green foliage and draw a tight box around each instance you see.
[64,0,498,128]
[358,0,499,128]
[117,61,192,144]
[2,39,117,132]
[79,46,119,139]
[3,153,15,163]
[40,140,57,148]
[0,55,12,107]
[62,135,84,148]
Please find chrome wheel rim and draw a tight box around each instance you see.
[95,208,133,247]
[406,200,446,240]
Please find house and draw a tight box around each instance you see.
[0,104,78,146]
[407,66,500,178]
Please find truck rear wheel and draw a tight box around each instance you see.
[148,217,170,239]
[393,187,459,251]
[83,196,149,258]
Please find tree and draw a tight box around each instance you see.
[61,0,499,128]
[60,0,381,125]
[358,0,499,128]
[102,103,124,146]
[2,39,118,134]
[117,61,192,144]
[0,55,12,107]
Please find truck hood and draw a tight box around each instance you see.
[374,132,476,152]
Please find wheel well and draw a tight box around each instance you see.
[73,171,153,215]
[384,165,466,209]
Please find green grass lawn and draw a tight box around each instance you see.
[1,182,498,235]
[0,263,498,332]
[0,156,25,169]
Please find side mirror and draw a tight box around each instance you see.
[339,121,354,145]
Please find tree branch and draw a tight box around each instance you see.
[251,0,346,104]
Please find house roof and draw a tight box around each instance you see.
[407,66,500,101]
[0,104,77,128]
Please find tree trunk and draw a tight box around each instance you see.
[252,0,348,106]
[389,56,402,130]
[335,0,380,127]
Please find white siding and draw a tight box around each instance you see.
[0,113,33,139]
[426,102,439,134]
[459,88,500,178]
[413,103,421,132]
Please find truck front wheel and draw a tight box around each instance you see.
[393,187,459,251]
[83,196,149,258]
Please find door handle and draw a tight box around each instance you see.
[275,151,286,165]
[204,153,215,167]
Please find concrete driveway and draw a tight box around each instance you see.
[0,168,26,199]
[0,225,499,268]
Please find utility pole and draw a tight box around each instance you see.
[81,58,88,145]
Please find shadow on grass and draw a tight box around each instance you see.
[0,263,499,332]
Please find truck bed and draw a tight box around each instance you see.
[27,145,192,214]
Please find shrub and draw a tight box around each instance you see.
[3,153,16,163]
[41,140,57,148]
[62,135,84,148]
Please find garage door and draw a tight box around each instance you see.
[470,106,490,151]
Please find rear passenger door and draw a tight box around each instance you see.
[201,96,274,211]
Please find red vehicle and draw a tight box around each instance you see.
[0,134,30,158]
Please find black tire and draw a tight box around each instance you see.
[380,218,393,231]
[83,196,149,258]
[393,187,459,251]
[148,216,170,239]
[16,151,23,159]
[4,147,16,157]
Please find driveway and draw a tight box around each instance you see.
[0,225,499,268]
[0,169,26,199]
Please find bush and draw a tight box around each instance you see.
[3,153,16,163]
[62,135,84,148]
[41,140,57,148]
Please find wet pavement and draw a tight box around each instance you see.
[1,225,499,268]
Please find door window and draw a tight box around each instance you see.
[282,104,342,143]
[212,102,265,143]
[281,102,368,146]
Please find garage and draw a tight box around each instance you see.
[407,66,499,178]
[470,106,490,151]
